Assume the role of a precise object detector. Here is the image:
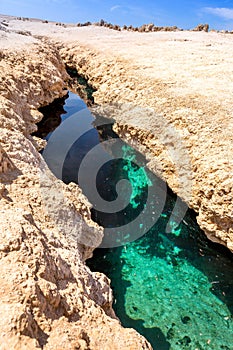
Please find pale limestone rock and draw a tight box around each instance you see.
[1,14,233,348]
[57,33,233,252]
[0,39,152,349]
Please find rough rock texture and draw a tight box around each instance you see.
[0,14,233,349]
[0,145,14,173]
[55,33,233,251]
[0,25,152,349]
[192,23,209,32]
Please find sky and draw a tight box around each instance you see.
[1,0,233,30]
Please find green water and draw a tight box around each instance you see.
[87,147,233,350]
[37,91,233,350]
[121,144,152,209]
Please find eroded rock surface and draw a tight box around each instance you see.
[0,30,152,349]
[55,32,233,251]
[0,14,233,349]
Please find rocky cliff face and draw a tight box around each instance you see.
[0,38,152,349]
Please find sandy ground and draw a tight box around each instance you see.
[1,15,233,110]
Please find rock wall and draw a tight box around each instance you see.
[0,42,152,349]
[1,17,233,349]
[0,145,14,173]
[59,42,233,252]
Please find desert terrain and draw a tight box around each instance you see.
[0,14,232,349]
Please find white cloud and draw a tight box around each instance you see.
[110,5,121,12]
[204,7,233,20]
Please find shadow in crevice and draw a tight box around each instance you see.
[21,316,49,348]
[0,168,23,202]
[32,94,68,139]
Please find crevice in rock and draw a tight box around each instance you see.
[65,65,96,105]
[32,93,68,139]
[0,43,153,349]
[112,121,233,255]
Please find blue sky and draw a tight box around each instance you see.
[1,0,233,30]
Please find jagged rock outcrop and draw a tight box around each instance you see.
[0,35,152,349]
[192,23,209,32]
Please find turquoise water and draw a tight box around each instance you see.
[88,181,233,350]
[39,92,233,350]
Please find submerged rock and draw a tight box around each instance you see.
[122,243,233,350]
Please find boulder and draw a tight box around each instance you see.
[193,23,209,32]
